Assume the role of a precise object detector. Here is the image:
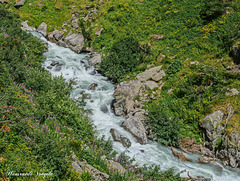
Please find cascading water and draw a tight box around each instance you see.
[32,32,240,181]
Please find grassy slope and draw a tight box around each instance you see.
[0,7,186,181]
[1,0,239,144]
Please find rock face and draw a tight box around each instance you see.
[121,116,147,145]
[201,110,224,151]
[110,128,131,148]
[37,22,47,37]
[218,131,240,168]
[136,65,165,82]
[14,0,25,7]
[112,80,142,116]
[200,109,240,168]
[72,154,109,180]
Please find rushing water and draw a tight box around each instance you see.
[32,32,240,181]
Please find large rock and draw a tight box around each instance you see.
[136,65,165,82]
[144,81,158,90]
[37,22,47,37]
[112,80,142,116]
[220,131,240,168]
[64,33,84,53]
[88,53,101,66]
[110,128,131,148]
[121,116,147,145]
[14,0,25,7]
[0,0,10,3]
[201,110,224,150]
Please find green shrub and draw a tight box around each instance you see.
[167,59,182,76]
[100,37,141,82]
[200,0,225,23]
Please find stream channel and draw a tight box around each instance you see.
[32,32,240,181]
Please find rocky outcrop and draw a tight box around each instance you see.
[72,154,109,180]
[111,66,166,145]
[37,22,47,37]
[200,109,240,168]
[217,131,240,168]
[110,128,131,148]
[201,110,224,151]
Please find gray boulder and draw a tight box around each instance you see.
[112,80,142,116]
[14,0,25,7]
[37,22,47,37]
[201,110,224,150]
[88,53,101,66]
[144,81,158,90]
[136,65,165,82]
[65,33,84,53]
[121,116,147,145]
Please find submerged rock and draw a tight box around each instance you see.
[110,128,131,148]
[100,104,108,113]
[88,83,98,90]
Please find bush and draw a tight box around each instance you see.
[100,37,141,82]
[200,0,225,23]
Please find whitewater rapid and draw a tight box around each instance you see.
[32,32,240,181]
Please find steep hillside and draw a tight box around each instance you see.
[1,0,240,172]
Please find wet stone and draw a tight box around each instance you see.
[50,61,59,66]
[88,83,98,90]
